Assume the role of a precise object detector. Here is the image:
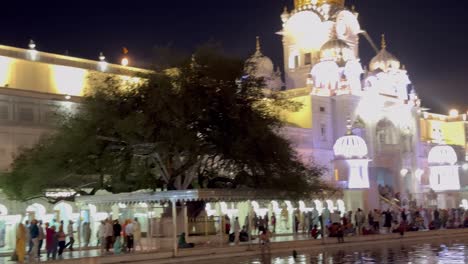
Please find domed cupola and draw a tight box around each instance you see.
[428,145,458,166]
[369,34,401,72]
[332,120,370,190]
[333,122,368,159]
[245,36,274,78]
[320,38,354,66]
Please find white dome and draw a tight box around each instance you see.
[428,145,458,165]
[320,38,354,66]
[334,135,368,159]
[369,49,400,72]
[285,11,328,50]
[369,35,400,72]
[311,60,340,89]
[245,37,274,78]
[344,60,363,79]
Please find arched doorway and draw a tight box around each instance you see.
[376,119,399,150]
[26,203,46,221]
[53,202,73,226]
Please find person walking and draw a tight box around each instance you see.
[113,220,122,252]
[45,225,57,259]
[25,220,31,255]
[383,209,393,233]
[372,209,381,233]
[401,209,408,223]
[57,226,67,257]
[125,220,134,252]
[271,215,276,233]
[37,221,45,257]
[355,208,365,235]
[29,219,39,260]
[65,220,75,251]
[133,218,143,251]
[98,221,106,252]
[15,223,27,263]
[105,219,114,252]
[367,211,374,229]
[83,222,91,248]
[294,214,300,234]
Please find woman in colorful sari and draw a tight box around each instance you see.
[16,223,27,263]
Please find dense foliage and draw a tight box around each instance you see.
[1,48,327,202]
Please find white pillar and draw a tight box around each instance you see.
[217,202,223,247]
[78,205,82,251]
[248,201,253,249]
[145,205,150,251]
[183,203,188,235]
[171,200,178,257]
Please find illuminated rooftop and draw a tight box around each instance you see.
[0,43,150,76]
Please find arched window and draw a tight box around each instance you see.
[376,119,399,149]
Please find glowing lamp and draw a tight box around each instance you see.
[400,169,409,177]
[28,40,36,50]
[98,52,108,72]
[462,163,468,171]
[121,57,129,66]
[449,109,459,117]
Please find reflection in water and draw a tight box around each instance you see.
[198,239,468,264]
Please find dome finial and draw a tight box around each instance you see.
[256,36,261,54]
[381,34,387,50]
[29,39,36,50]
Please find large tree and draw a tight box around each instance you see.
[1,47,327,202]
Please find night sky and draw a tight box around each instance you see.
[0,0,466,113]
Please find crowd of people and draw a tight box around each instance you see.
[14,206,468,261]
[14,219,76,263]
[223,206,468,245]
[317,207,468,242]
[96,218,142,254]
[13,217,142,263]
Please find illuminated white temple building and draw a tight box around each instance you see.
[0,0,466,251]
[245,0,468,210]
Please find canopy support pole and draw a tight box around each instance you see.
[247,201,253,250]
[78,204,82,251]
[171,200,178,257]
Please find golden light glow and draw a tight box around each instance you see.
[420,119,466,147]
[0,56,14,87]
[51,65,87,96]
[121,57,129,66]
[279,94,312,128]
[285,11,328,51]
[449,109,459,117]
[294,0,345,9]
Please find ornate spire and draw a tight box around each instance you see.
[281,6,289,23]
[255,36,262,55]
[381,34,387,50]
